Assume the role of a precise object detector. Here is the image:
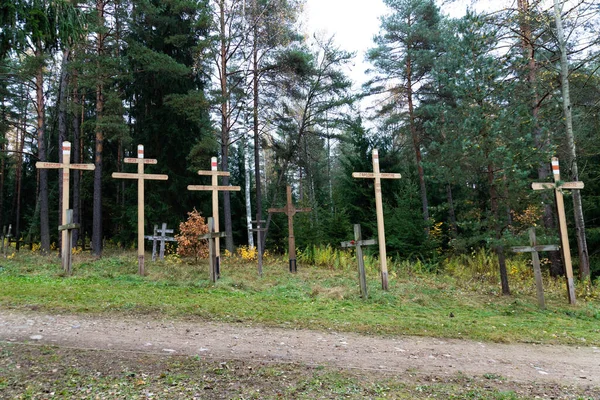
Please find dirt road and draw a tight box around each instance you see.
[1,310,598,391]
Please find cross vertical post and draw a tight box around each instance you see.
[531,157,583,304]
[112,145,169,276]
[188,157,240,278]
[250,219,266,276]
[199,217,227,283]
[352,149,401,290]
[268,185,311,273]
[36,141,95,274]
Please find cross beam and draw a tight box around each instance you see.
[352,149,401,290]
[188,157,241,277]
[36,141,95,274]
[531,157,583,305]
[341,224,377,299]
[268,185,311,273]
[511,228,559,309]
[112,145,168,276]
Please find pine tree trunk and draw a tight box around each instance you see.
[93,0,105,257]
[72,70,82,248]
[13,94,27,250]
[57,48,70,253]
[35,43,50,254]
[553,0,590,278]
[243,134,254,247]
[252,19,263,254]
[446,183,458,238]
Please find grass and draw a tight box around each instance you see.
[0,343,596,399]
[0,246,599,346]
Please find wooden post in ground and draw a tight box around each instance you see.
[36,141,95,274]
[268,185,311,273]
[250,219,266,276]
[58,210,79,274]
[199,217,227,283]
[341,224,377,299]
[531,157,583,305]
[112,145,168,276]
[2,224,11,257]
[511,228,559,309]
[352,149,401,290]
[188,157,240,278]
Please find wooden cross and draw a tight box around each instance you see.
[188,157,240,276]
[511,228,559,309]
[112,144,168,276]
[145,223,176,261]
[36,141,95,274]
[341,224,377,299]
[250,219,266,276]
[531,157,583,305]
[268,185,311,273]
[352,149,401,290]
[2,224,12,257]
[199,217,226,283]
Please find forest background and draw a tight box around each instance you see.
[0,0,599,290]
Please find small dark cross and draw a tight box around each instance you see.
[199,217,226,283]
[341,224,377,299]
[58,210,79,274]
[268,186,311,273]
[145,223,176,261]
[250,219,267,276]
[511,228,559,310]
[531,157,583,305]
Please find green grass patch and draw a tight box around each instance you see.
[0,248,599,345]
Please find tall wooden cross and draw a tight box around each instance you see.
[188,157,240,276]
[511,228,559,309]
[36,141,95,274]
[341,224,377,299]
[112,144,168,276]
[268,185,311,273]
[531,157,584,305]
[352,149,401,291]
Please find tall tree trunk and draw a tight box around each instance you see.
[243,134,254,248]
[93,0,105,257]
[57,48,70,253]
[488,163,510,295]
[13,93,27,250]
[252,11,264,254]
[446,183,458,238]
[219,0,234,253]
[72,70,82,248]
[406,55,429,233]
[553,0,589,278]
[35,43,50,254]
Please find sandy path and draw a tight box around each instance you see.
[0,310,598,389]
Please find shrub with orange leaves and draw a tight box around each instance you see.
[175,208,209,261]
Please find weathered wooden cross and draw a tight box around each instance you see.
[268,185,311,273]
[199,217,226,283]
[36,141,95,274]
[511,228,559,309]
[2,224,12,257]
[352,149,401,290]
[112,145,168,276]
[58,209,79,274]
[145,223,176,261]
[531,157,583,305]
[188,157,240,277]
[250,219,266,276]
[341,224,377,299]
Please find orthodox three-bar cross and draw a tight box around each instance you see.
[112,145,168,276]
[511,228,559,310]
[268,185,311,273]
[531,157,584,305]
[36,141,95,274]
[352,149,401,291]
[341,224,377,299]
[188,157,240,277]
